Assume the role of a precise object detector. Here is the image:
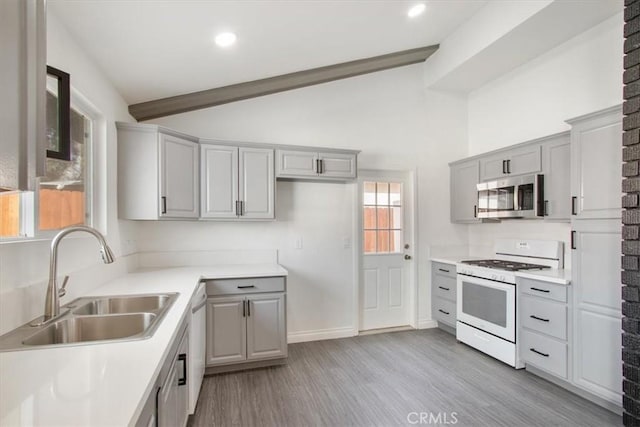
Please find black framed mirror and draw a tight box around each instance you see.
[45,65,71,161]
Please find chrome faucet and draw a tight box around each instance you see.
[39,225,115,324]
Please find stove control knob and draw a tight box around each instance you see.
[500,275,506,281]
[491,274,497,280]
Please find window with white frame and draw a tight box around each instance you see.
[363,181,403,253]
[0,68,94,239]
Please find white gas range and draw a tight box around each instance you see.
[455,239,563,368]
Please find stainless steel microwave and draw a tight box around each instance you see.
[476,174,544,219]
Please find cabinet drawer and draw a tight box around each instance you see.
[432,262,456,278]
[521,296,567,340]
[520,278,567,303]
[521,330,568,379]
[433,298,456,326]
[434,275,457,302]
[205,276,285,296]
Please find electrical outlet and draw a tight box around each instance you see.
[295,237,303,250]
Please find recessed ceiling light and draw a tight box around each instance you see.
[407,3,426,18]
[214,32,237,48]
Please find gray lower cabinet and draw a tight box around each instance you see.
[136,317,189,427]
[449,160,480,223]
[205,277,287,369]
[519,278,570,380]
[158,324,189,427]
[571,219,622,407]
[432,261,457,331]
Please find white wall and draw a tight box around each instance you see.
[465,12,623,267]
[468,13,623,154]
[0,13,136,335]
[147,64,469,337]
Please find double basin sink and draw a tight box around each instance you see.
[0,293,178,351]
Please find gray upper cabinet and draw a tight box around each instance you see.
[276,148,357,180]
[239,147,276,219]
[450,160,480,223]
[200,145,238,218]
[479,144,541,181]
[567,106,623,220]
[117,123,199,220]
[201,144,274,220]
[541,132,571,221]
[160,134,199,218]
[276,150,317,177]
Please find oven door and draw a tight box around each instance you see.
[456,274,516,342]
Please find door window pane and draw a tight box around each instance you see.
[377,230,390,252]
[376,207,389,229]
[364,230,377,254]
[363,206,376,229]
[363,181,403,254]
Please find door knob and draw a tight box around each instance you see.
[404,254,412,260]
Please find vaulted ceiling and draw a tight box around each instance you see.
[48,0,487,105]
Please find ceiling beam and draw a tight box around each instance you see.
[129,44,439,121]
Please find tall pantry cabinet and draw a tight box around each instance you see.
[567,105,623,408]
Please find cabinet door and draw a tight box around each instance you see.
[570,107,622,220]
[572,219,622,405]
[200,144,239,218]
[450,160,480,223]
[508,145,541,176]
[159,134,199,218]
[206,297,246,366]
[542,137,571,220]
[239,147,275,219]
[158,358,178,427]
[176,329,189,427]
[479,145,541,181]
[479,154,506,181]
[318,152,357,179]
[276,149,317,177]
[246,293,287,361]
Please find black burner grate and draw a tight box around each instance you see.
[460,259,550,272]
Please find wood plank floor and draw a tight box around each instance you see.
[190,329,622,426]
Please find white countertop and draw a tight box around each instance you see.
[430,257,571,285]
[0,264,287,427]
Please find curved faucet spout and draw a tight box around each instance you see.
[42,225,115,323]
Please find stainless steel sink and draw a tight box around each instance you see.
[0,292,179,352]
[23,313,156,346]
[72,295,171,315]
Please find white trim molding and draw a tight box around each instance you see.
[287,326,356,344]
[418,318,438,329]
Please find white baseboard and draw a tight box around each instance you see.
[418,318,438,329]
[287,326,356,344]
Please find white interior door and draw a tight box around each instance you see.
[360,172,414,331]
